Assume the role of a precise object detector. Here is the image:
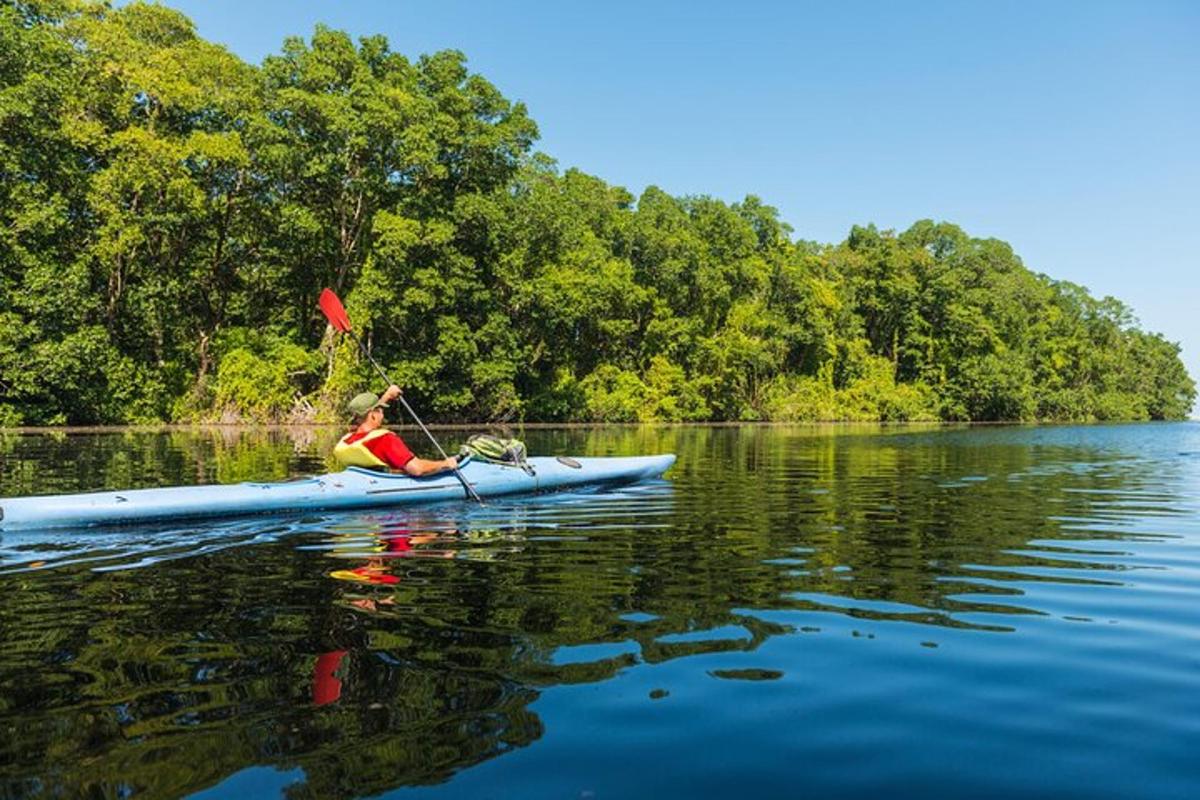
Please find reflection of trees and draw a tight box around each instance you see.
[0,544,545,798]
[524,424,1168,634]
[0,476,783,798]
[0,427,340,496]
[0,425,1183,797]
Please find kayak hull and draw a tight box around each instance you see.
[0,454,676,531]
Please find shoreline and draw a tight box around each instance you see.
[0,419,1189,434]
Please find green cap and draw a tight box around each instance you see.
[347,391,388,417]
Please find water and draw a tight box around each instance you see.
[1,424,1198,799]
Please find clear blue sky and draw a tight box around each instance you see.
[149,0,1200,412]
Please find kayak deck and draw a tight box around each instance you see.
[0,454,676,531]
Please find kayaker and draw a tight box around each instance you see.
[333,385,460,476]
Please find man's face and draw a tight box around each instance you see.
[370,407,385,424]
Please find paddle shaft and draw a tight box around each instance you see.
[343,329,484,505]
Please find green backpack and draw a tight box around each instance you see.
[461,434,534,474]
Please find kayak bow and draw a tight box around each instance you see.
[0,454,676,531]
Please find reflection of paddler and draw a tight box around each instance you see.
[323,521,451,587]
[352,518,456,559]
[312,650,348,706]
[345,595,395,613]
[326,522,455,588]
[329,562,401,584]
[324,514,456,557]
[380,530,452,556]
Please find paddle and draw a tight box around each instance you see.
[319,288,484,505]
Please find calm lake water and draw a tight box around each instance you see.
[1,423,1198,799]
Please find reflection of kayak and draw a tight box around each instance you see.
[329,567,402,585]
[0,454,676,531]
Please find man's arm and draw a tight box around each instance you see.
[402,456,459,477]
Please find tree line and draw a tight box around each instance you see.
[1,1,1194,425]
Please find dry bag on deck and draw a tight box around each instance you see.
[461,434,534,474]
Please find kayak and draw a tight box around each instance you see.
[0,454,676,531]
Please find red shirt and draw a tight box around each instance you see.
[343,430,415,469]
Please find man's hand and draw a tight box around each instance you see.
[382,384,403,403]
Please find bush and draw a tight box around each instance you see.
[643,357,710,421]
[876,381,939,421]
[763,357,938,422]
[208,330,321,422]
[0,404,24,427]
[763,373,838,421]
[1092,390,1147,422]
[527,368,588,422]
[579,365,647,422]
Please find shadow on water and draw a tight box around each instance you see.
[0,424,1197,797]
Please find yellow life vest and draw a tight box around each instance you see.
[333,428,393,468]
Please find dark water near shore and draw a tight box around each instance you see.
[1,424,1198,799]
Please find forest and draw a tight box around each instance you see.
[1,1,1194,425]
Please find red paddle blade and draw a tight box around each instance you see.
[318,288,352,332]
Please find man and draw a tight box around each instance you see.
[333,385,459,476]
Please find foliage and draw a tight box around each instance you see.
[206,328,321,422]
[0,2,1193,424]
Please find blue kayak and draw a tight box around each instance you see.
[0,454,676,531]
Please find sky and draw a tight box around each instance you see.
[143,0,1199,413]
